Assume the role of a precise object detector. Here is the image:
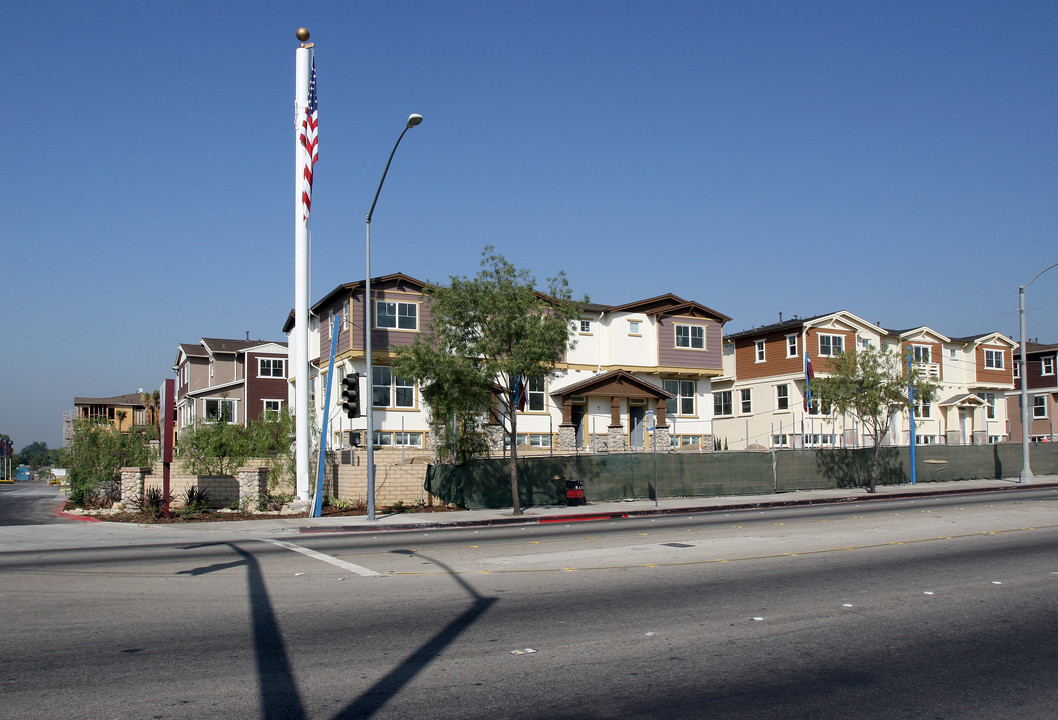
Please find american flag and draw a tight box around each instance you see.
[300,56,318,221]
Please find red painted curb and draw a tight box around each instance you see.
[57,501,101,523]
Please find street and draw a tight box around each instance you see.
[1,486,1055,718]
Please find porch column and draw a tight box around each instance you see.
[609,397,621,428]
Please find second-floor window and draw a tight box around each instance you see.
[714,391,733,416]
[911,345,931,364]
[675,324,704,349]
[819,334,844,357]
[579,320,591,333]
[376,301,418,330]
[372,367,415,408]
[664,379,696,416]
[1042,356,1055,376]
[526,376,546,412]
[786,334,798,358]
[258,358,286,377]
[1033,395,1047,419]
[740,388,752,414]
[204,399,235,422]
[914,398,931,418]
[985,349,1004,369]
[776,384,789,410]
[976,392,996,419]
[755,340,766,362]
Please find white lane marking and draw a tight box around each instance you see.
[262,539,381,577]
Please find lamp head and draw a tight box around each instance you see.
[406,114,424,128]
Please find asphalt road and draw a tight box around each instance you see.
[0,481,69,525]
[1,489,1055,719]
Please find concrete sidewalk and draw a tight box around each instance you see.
[130,476,1057,537]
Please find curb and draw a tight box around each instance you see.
[297,481,1058,534]
[57,501,101,523]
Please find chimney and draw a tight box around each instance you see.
[246,331,250,341]
[779,312,783,323]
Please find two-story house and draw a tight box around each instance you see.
[284,274,730,455]
[172,337,289,430]
[713,311,1016,450]
[1007,341,1058,442]
[72,392,151,432]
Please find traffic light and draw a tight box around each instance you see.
[341,373,361,418]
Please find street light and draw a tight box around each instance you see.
[364,113,423,520]
[1018,261,1058,484]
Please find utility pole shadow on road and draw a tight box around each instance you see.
[331,551,498,720]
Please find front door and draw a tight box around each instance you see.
[629,406,645,449]
[570,404,585,448]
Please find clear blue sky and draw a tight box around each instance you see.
[3,1,1056,450]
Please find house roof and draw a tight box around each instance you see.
[1023,341,1058,354]
[73,392,146,407]
[604,294,731,323]
[555,370,674,399]
[283,272,431,333]
[724,313,831,341]
[937,392,987,408]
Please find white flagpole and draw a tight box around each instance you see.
[293,30,312,502]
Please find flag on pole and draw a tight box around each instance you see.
[803,354,814,411]
[300,56,319,221]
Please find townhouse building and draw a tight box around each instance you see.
[713,311,1017,450]
[172,337,289,430]
[283,274,730,455]
[1006,341,1058,442]
[71,392,151,432]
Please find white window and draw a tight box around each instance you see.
[372,367,415,408]
[1043,356,1055,376]
[819,334,844,357]
[755,340,766,362]
[1014,361,1021,379]
[675,324,705,349]
[976,392,996,419]
[740,388,751,414]
[860,337,873,350]
[786,334,798,358]
[776,384,789,411]
[258,358,286,378]
[628,320,641,335]
[916,435,938,445]
[772,434,789,448]
[1033,395,1047,419]
[714,391,733,416]
[949,348,957,359]
[914,398,931,418]
[517,433,553,448]
[669,435,702,449]
[527,376,546,412]
[204,399,236,422]
[911,345,931,364]
[372,431,424,447]
[804,434,835,448]
[579,320,591,333]
[984,349,1004,369]
[665,379,696,416]
[375,300,418,330]
[263,399,283,415]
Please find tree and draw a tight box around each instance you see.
[18,441,59,469]
[394,247,586,515]
[62,420,155,505]
[813,344,937,493]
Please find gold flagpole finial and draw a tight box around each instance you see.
[296,27,310,42]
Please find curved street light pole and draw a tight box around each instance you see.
[1018,261,1058,484]
[364,114,423,520]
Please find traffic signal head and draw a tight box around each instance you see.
[341,373,360,418]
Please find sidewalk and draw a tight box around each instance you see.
[129,476,1058,537]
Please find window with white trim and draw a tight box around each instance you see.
[803,434,835,448]
[372,431,424,447]
[1033,395,1047,419]
[375,300,418,330]
[1014,361,1021,379]
[675,324,705,349]
[819,334,844,357]
[517,433,553,448]
[911,345,931,364]
[579,320,592,333]
[714,391,732,416]
[204,399,236,422]
[786,334,798,358]
[258,358,286,378]
[772,434,789,448]
[984,349,1004,369]
[664,379,696,416]
[1042,356,1055,376]
[776,383,789,411]
[527,376,546,412]
[372,366,415,408]
[263,399,283,415]
[628,320,641,335]
[976,392,996,419]
[755,340,766,362]
[739,388,751,414]
[914,398,931,418]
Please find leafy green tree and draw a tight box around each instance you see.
[17,441,59,469]
[395,247,585,515]
[63,420,154,505]
[177,419,253,477]
[248,408,296,491]
[813,344,937,493]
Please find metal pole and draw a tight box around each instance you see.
[1019,284,1033,483]
[364,115,422,520]
[908,349,917,485]
[293,38,312,502]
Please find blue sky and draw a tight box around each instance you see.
[3,1,1056,450]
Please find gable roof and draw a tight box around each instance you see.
[283,272,431,333]
[73,392,146,407]
[605,294,731,323]
[555,370,673,399]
